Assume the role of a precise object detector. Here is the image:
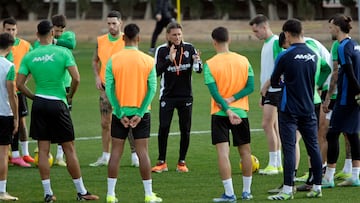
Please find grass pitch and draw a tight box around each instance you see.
[7,40,354,202]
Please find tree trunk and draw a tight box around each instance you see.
[222,12,229,20]
[102,3,110,20]
[144,1,152,20]
[344,6,351,16]
[248,0,257,19]
[28,11,37,21]
[47,0,54,19]
[287,2,294,19]
[268,3,279,20]
[76,1,80,20]
[58,0,66,15]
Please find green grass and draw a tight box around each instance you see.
[7,40,355,202]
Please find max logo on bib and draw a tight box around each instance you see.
[294,53,316,62]
[32,53,55,63]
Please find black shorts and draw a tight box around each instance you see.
[211,115,250,146]
[261,91,281,106]
[0,116,14,145]
[30,96,74,144]
[111,113,151,139]
[17,93,28,117]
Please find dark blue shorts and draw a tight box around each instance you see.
[329,104,360,134]
[262,91,281,106]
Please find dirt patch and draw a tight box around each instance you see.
[16,19,358,43]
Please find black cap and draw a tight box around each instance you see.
[37,20,53,35]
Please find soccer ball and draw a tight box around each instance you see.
[239,155,260,173]
[34,148,54,167]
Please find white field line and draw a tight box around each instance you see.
[28,128,263,143]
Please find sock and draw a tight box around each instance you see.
[313,184,321,192]
[41,179,53,196]
[131,152,138,161]
[242,176,252,193]
[143,179,152,197]
[73,177,87,195]
[269,151,277,167]
[222,178,234,196]
[283,185,292,194]
[324,167,335,182]
[12,151,20,158]
[352,167,360,181]
[0,180,6,193]
[20,141,29,156]
[343,159,352,174]
[103,152,110,161]
[56,145,64,160]
[277,150,282,167]
[107,178,117,196]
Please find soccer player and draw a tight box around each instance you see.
[268,19,323,200]
[205,26,255,201]
[249,14,283,175]
[323,40,352,181]
[151,22,202,173]
[91,10,139,167]
[16,19,99,202]
[322,14,360,188]
[0,32,19,201]
[105,23,161,203]
[268,32,331,193]
[2,17,34,167]
[148,0,176,54]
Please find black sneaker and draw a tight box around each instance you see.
[44,194,56,203]
[76,192,99,201]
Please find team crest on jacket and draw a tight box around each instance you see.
[184,51,189,58]
[161,101,166,107]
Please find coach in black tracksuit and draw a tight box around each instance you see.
[152,22,202,173]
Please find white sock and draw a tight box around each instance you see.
[12,151,20,158]
[56,145,64,159]
[282,185,292,194]
[143,179,152,197]
[0,180,6,193]
[222,178,234,196]
[269,151,277,167]
[242,176,252,193]
[313,184,321,192]
[276,150,282,167]
[73,177,87,195]
[132,152,139,160]
[324,167,335,182]
[343,159,352,174]
[103,152,110,161]
[41,179,53,196]
[20,141,29,156]
[107,178,117,196]
[352,167,360,181]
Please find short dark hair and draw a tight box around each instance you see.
[37,20,53,36]
[329,14,352,34]
[107,10,122,19]
[278,31,285,48]
[2,17,16,28]
[166,22,182,33]
[0,32,14,49]
[211,26,229,43]
[249,14,268,26]
[124,23,140,40]
[51,14,66,28]
[282,18,302,36]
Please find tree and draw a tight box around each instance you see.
[58,0,66,15]
[280,0,296,19]
[76,0,91,19]
[248,0,257,19]
[20,0,43,20]
[340,0,356,16]
[213,0,237,20]
[48,0,54,19]
[262,0,279,20]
